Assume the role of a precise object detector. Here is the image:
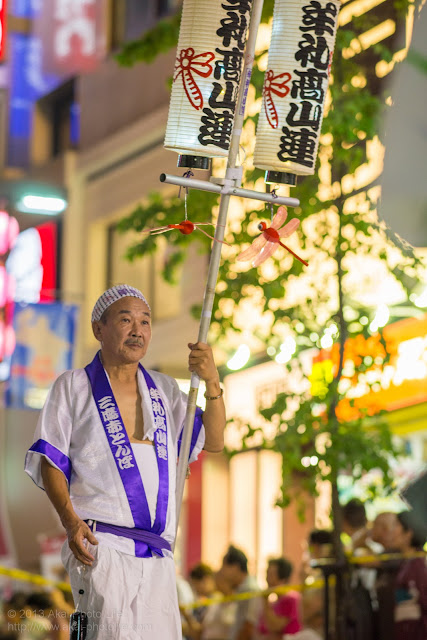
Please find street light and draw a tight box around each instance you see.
[16,195,67,215]
[0,179,68,217]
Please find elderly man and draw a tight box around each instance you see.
[25,285,226,640]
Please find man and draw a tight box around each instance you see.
[342,499,369,551]
[301,530,334,640]
[255,557,302,638]
[370,512,399,551]
[188,563,216,623]
[219,545,261,640]
[25,285,226,640]
[341,500,375,640]
[370,512,400,640]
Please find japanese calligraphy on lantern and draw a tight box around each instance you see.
[164,0,253,159]
[254,0,340,177]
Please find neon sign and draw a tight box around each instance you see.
[0,0,6,62]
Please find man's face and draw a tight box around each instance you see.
[191,575,216,598]
[92,297,152,365]
[266,562,281,588]
[390,519,412,552]
[371,513,398,550]
[219,562,240,588]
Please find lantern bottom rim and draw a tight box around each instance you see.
[177,155,211,171]
[265,171,297,187]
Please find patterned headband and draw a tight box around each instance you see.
[91,285,151,322]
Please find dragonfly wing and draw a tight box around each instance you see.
[237,234,267,261]
[150,227,171,235]
[194,222,214,226]
[278,218,300,238]
[271,206,288,230]
[252,240,279,267]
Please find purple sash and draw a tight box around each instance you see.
[85,352,170,558]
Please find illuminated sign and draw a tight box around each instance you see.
[11,0,38,18]
[311,315,427,416]
[6,222,57,303]
[36,0,106,75]
[0,222,57,380]
[0,0,6,62]
[8,33,60,166]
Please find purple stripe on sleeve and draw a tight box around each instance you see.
[28,439,72,484]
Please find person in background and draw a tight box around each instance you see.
[26,590,72,640]
[218,546,261,640]
[370,511,401,640]
[0,627,19,640]
[177,572,196,640]
[342,499,369,552]
[370,512,399,551]
[392,511,427,640]
[2,592,51,640]
[184,570,237,640]
[255,557,302,639]
[300,530,334,639]
[189,563,217,623]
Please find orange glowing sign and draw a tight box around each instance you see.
[311,314,427,418]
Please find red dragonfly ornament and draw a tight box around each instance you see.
[174,48,215,110]
[263,69,292,129]
[144,219,229,245]
[237,206,308,267]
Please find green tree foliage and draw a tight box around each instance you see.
[116,2,424,516]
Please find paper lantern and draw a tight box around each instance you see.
[253,0,340,185]
[164,0,254,167]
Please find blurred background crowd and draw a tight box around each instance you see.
[1,499,425,640]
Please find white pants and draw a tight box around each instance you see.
[62,542,182,640]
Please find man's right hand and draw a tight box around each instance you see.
[65,517,98,566]
[40,459,99,566]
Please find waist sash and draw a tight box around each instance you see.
[86,520,171,553]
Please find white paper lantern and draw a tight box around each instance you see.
[253,0,340,183]
[164,0,254,163]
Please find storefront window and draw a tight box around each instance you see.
[108,226,181,321]
[111,0,180,49]
[229,449,283,581]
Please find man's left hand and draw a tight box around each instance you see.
[188,342,219,384]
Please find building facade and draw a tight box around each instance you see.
[0,0,425,588]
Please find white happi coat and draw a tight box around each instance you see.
[25,366,205,556]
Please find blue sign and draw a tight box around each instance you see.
[5,302,78,409]
[11,0,40,19]
[8,32,60,167]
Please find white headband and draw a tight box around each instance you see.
[91,285,151,323]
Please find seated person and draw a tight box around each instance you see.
[255,557,302,638]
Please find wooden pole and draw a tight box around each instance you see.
[174,0,266,542]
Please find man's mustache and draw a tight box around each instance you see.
[125,340,144,346]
